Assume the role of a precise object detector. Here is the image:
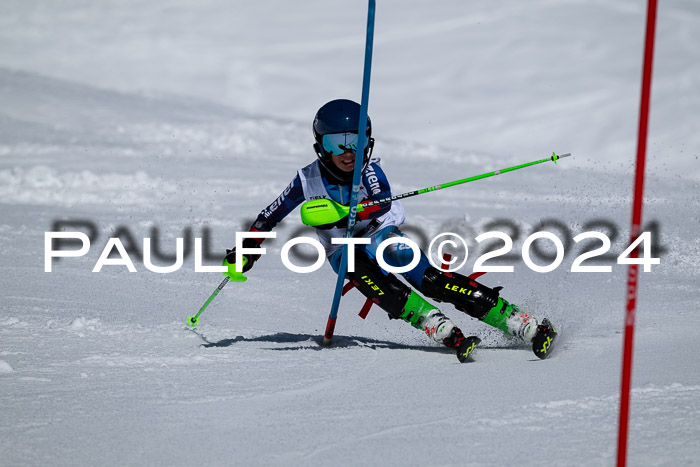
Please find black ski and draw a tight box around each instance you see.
[456,335,481,363]
[532,318,557,359]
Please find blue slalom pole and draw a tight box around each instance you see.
[323,0,376,346]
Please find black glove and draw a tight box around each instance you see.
[225,238,261,273]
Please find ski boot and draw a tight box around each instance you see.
[401,291,481,363]
[484,298,558,359]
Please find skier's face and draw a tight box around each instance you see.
[330,150,356,173]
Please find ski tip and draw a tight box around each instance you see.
[456,335,481,363]
[532,318,557,359]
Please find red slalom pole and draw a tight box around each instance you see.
[616,1,658,466]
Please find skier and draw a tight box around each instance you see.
[225,99,557,362]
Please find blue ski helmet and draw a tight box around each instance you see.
[313,99,374,184]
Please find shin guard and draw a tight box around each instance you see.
[420,268,500,319]
[347,254,412,320]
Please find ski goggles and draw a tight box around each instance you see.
[322,132,369,156]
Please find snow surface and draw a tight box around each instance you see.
[1,1,700,466]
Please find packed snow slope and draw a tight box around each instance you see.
[1,1,700,466]
[1,67,699,466]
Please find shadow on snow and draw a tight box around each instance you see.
[199,331,451,354]
[191,330,525,354]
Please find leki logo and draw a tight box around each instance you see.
[444,283,472,295]
[360,275,384,296]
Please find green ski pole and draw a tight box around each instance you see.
[301,152,572,226]
[187,256,249,327]
[187,277,229,327]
